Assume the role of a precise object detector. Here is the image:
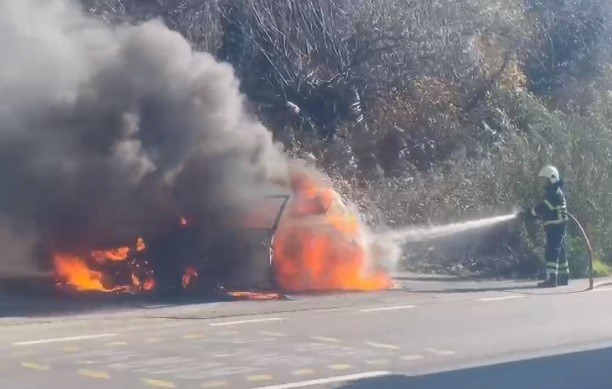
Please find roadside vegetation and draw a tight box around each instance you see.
[82,0,612,278]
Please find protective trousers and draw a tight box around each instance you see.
[544,224,568,284]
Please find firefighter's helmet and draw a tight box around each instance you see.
[538,165,560,184]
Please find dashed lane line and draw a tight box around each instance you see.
[292,369,315,376]
[310,336,341,343]
[247,374,274,382]
[182,334,206,340]
[402,355,424,361]
[425,348,456,356]
[260,331,286,337]
[201,380,229,388]
[106,341,128,346]
[209,318,283,326]
[79,369,111,380]
[364,341,400,350]
[366,359,390,366]
[62,346,80,352]
[211,353,235,358]
[251,371,391,389]
[12,333,117,346]
[477,295,525,302]
[21,362,50,371]
[143,378,177,388]
[329,364,352,371]
[358,305,416,313]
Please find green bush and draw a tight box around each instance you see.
[593,260,611,278]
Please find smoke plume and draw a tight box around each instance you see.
[0,0,288,277]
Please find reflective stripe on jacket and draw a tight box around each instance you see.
[530,182,569,226]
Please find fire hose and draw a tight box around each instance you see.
[567,212,594,290]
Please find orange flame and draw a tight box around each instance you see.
[106,247,130,261]
[272,171,391,292]
[54,237,155,293]
[91,246,130,264]
[131,272,155,291]
[182,266,198,288]
[54,254,109,292]
[136,237,146,251]
[180,217,188,226]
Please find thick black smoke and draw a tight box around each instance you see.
[0,0,288,279]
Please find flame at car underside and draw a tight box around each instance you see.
[54,236,155,293]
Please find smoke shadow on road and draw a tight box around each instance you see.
[0,276,237,319]
[337,346,612,389]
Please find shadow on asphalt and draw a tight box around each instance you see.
[0,293,231,319]
[338,346,612,389]
[0,276,253,318]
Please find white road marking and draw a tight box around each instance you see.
[209,318,283,326]
[292,369,314,376]
[329,364,352,371]
[202,381,229,388]
[252,371,390,389]
[365,341,400,350]
[425,348,456,356]
[477,295,525,302]
[13,333,117,346]
[21,362,49,370]
[182,334,206,340]
[358,305,416,313]
[143,379,176,388]
[106,341,127,346]
[247,374,274,382]
[79,369,111,379]
[402,355,424,361]
[366,359,390,366]
[310,336,341,343]
[260,331,286,337]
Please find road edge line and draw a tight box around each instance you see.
[251,371,390,389]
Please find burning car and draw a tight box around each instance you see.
[53,170,391,295]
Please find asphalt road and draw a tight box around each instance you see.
[2,275,612,388]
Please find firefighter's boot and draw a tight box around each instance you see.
[538,273,557,288]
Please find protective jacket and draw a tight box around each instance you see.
[530,181,569,226]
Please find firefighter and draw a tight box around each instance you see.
[523,165,570,287]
